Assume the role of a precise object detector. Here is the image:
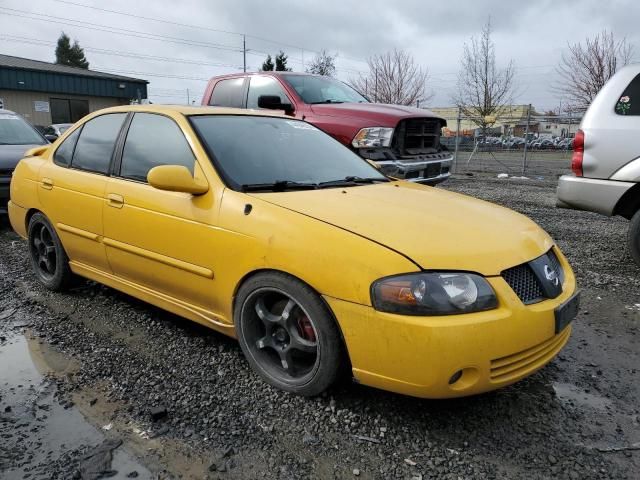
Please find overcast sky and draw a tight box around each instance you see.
[1,0,639,111]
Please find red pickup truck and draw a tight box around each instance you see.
[201,72,452,184]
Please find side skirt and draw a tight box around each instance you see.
[69,261,237,339]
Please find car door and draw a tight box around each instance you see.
[38,113,127,273]
[102,112,222,313]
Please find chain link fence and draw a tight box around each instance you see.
[435,107,584,179]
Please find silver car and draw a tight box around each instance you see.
[557,65,640,265]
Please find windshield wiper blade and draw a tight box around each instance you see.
[310,100,345,104]
[318,176,390,188]
[241,180,318,192]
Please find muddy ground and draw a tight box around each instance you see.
[1,173,639,479]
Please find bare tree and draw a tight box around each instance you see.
[350,49,431,106]
[555,30,633,110]
[307,50,337,76]
[452,19,515,135]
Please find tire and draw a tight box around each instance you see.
[27,212,74,291]
[235,272,345,397]
[628,209,640,267]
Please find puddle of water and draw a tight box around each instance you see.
[0,331,153,480]
[553,382,613,411]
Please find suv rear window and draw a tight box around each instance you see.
[209,78,245,108]
[615,74,640,115]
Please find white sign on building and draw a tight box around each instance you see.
[34,101,50,113]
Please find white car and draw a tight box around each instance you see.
[557,65,640,264]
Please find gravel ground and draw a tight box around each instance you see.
[1,172,639,479]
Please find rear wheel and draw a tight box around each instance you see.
[27,213,73,291]
[629,209,640,267]
[235,272,345,396]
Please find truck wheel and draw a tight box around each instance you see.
[629,209,640,267]
[27,213,74,291]
[235,272,345,397]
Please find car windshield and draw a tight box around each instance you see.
[282,75,368,104]
[0,113,47,145]
[190,115,388,190]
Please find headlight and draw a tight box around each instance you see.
[371,272,498,315]
[352,127,394,148]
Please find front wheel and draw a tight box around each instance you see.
[235,272,345,397]
[27,213,74,291]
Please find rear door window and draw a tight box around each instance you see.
[615,74,640,115]
[246,76,290,109]
[71,113,127,174]
[209,78,246,108]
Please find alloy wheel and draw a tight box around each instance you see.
[30,222,57,279]
[241,288,320,384]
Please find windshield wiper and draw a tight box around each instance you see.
[241,180,318,192]
[318,176,390,188]
[310,100,345,105]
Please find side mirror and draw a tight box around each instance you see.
[257,95,294,114]
[45,134,58,142]
[147,165,209,195]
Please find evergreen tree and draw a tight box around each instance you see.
[261,54,275,71]
[275,51,291,71]
[55,33,89,69]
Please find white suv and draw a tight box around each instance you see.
[557,65,640,265]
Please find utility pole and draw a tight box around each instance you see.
[454,106,461,173]
[522,103,531,174]
[243,34,246,72]
[301,48,304,72]
[374,70,378,103]
[186,88,190,105]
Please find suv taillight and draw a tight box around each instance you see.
[571,129,584,176]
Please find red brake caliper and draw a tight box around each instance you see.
[297,315,316,342]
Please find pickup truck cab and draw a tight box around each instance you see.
[201,72,452,184]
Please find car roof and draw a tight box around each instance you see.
[0,108,17,115]
[92,104,290,118]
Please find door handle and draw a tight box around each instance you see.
[107,193,124,209]
[41,177,53,190]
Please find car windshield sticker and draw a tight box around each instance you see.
[286,121,317,130]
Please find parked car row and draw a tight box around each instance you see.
[441,135,574,151]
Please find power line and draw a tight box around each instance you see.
[50,0,370,65]
[0,8,366,76]
[0,34,244,70]
[0,7,246,53]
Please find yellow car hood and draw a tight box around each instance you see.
[251,182,553,276]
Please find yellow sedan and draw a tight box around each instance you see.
[8,105,579,398]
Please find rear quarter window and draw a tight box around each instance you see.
[615,73,640,115]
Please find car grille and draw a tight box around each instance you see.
[490,327,571,383]
[502,263,545,304]
[393,118,441,156]
[501,248,564,304]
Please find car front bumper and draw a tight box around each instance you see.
[378,156,452,185]
[556,174,634,216]
[325,252,577,399]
